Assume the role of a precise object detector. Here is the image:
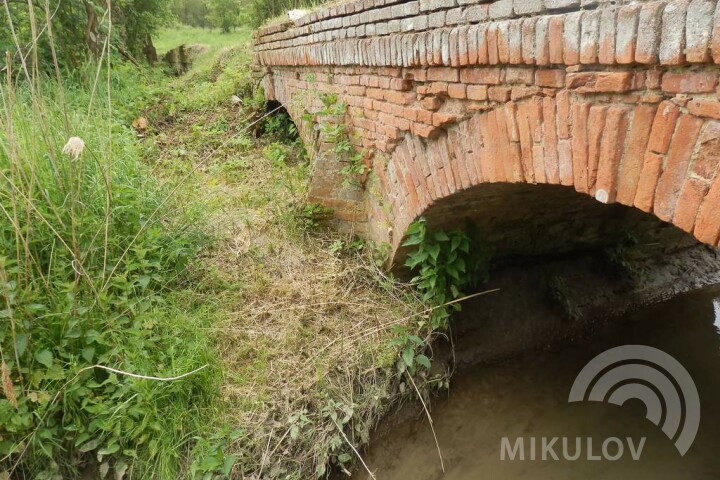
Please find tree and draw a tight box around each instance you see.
[171,0,211,28]
[1,0,171,69]
[206,0,240,33]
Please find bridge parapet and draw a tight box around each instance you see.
[254,0,720,260]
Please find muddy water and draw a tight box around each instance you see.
[358,286,720,479]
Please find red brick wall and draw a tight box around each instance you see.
[254,0,720,259]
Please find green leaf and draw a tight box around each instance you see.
[433,230,449,242]
[426,243,441,261]
[78,438,100,453]
[450,235,462,252]
[415,354,431,369]
[402,345,414,368]
[14,334,27,357]
[98,443,120,456]
[82,347,95,363]
[34,350,53,368]
[401,235,423,247]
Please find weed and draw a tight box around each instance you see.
[403,218,489,330]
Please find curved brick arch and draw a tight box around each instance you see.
[379,96,720,255]
[254,0,720,263]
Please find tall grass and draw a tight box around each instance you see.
[0,8,221,479]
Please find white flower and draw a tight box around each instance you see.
[62,136,85,160]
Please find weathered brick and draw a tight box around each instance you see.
[634,152,665,212]
[497,21,511,64]
[476,24,490,64]
[659,1,688,65]
[461,67,502,84]
[489,0,513,20]
[648,101,681,154]
[521,18,537,65]
[686,0,714,62]
[654,114,703,221]
[661,72,718,93]
[615,5,640,64]
[509,20,523,64]
[694,174,720,244]
[487,24,499,64]
[692,120,720,181]
[674,178,710,232]
[566,72,633,93]
[556,89,571,139]
[586,106,607,192]
[712,2,720,63]
[543,97,560,184]
[535,16,551,65]
[489,86,512,102]
[421,95,444,110]
[516,101,536,182]
[535,69,565,87]
[598,9,616,65]
[432,112,458,127]
[384,90,417,105]
[544,0,579,10]
[448,83,467,98]
[636,2,664,64]
[427,66,459,82]
[548,15,565,64]
[467,84,489,100]
[506,67,535,84]
[688,100,720,119]
[571,101,591,192]
[580,10,600,64]
[616,105,658,205]
[594,106,630,203]
[563,11,582,65]
[515,0,543,16]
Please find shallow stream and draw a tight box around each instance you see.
[358,286,720,479]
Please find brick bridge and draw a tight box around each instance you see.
[253,0,720,263]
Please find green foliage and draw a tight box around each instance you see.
[206,0,242,32]
[189,428,243,479]
[313,94,368,189]
[171,0,211,28]
[2,0,170,70]
[403,218,489,330]
[0,67,220,477]
[297,203,334,230]
[263,110,298,143]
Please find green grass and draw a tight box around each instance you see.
[154,25,253,56]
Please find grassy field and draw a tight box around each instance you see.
[154,25,253,56]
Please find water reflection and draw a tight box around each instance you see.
[358,286,720,480]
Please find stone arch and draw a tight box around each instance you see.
[374,95,720,260]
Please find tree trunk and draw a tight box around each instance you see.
[143,34,158,65]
